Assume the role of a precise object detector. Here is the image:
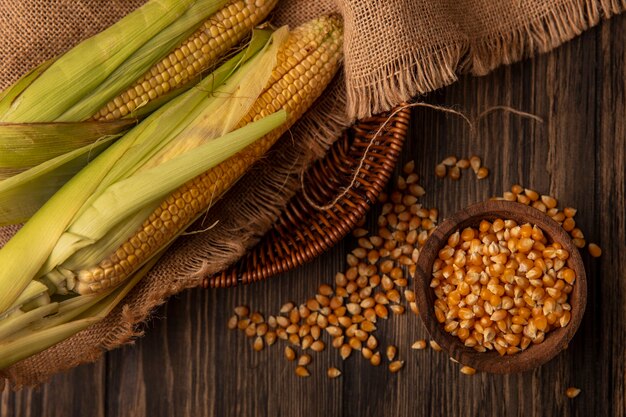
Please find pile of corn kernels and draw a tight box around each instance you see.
[432,219,575,355]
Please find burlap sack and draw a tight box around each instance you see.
[1,0,623,388]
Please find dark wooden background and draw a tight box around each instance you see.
[2,13,625,417]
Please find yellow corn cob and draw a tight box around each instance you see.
[74,15,343,294]
[92,0,277,121]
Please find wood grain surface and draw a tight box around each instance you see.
[2,14,625,417]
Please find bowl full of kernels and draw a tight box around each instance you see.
[414,200,587,373]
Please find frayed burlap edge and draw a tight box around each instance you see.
[346,45,463,124]
[345,0,626,120]
[467,0,626,75]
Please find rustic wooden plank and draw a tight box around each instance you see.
[1,360,105,417]
[2,13,625,417]
[596,16,626,417]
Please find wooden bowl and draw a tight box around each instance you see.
[414,200,587,374]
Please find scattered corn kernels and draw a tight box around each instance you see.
[411,340,427,350]
[435,164,447,178]
[437,155,489,181]
[470,156,481,173]
[429,340,442,352]
[476,167,489,179]
[588,243,602,257]
[388,360,404,373]
[227,165,599,379]
[295,366,310,378]
[225,160,437,377]
[460,365,476,375]
[566,387,581,398]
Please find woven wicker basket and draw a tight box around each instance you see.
[204,106,411,288]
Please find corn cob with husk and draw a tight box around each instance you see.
[79,0,280,122]
[72,15,343,295]
[0,27,289,369]
[0,15,343,370]
[0,0,278,223]
[0,0,277,123]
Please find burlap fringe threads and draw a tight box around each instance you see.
[344,0,626,120]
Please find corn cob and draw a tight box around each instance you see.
[91,0,277,121]
[0,18,342,368]
[73,15,344,294]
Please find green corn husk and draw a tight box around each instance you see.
[0,28,289,368]
[0,250,162,369]
[0,119,134,179]
[0,136,120,226]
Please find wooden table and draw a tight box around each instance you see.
[2,13,625,417]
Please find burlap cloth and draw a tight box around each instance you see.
[0,0,623,388]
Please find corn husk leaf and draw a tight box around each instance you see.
[0,59,54,115]
[0,119,133,178]
[0,249,163,370]
[4,281,50,317]
[0,135,120,226]
[0,303,59,341]
[0,318,99,369]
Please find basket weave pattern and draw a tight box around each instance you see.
[205,106,410,288]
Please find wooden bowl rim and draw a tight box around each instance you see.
[414,200,587,374]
